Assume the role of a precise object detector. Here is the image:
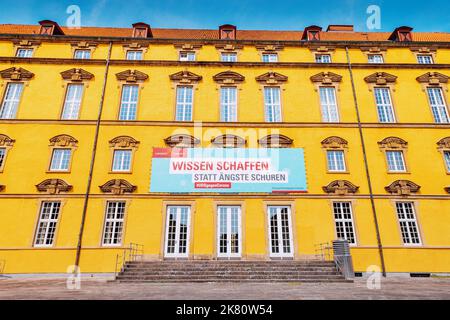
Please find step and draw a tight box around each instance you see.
[119,271,342,277]
[116,278,352,283]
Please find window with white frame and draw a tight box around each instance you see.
[16,48,34,58]
[0,148,6,170]
[126,50,143,60]
[175,86,193,121]
[386,150,406,172]
[426,87,449,123]
[444,151,450,172]
[333,202,356,244]
[264,87,282,122]
[179,52,196,61]
[49,149,72,172]
[262,53,278,63]
[0,82,24,119]
[112,149,132,172]
[119,84,139,120]
[34,201,61,247]
[327,150,346,172]
[74,49,91,59]
[319,87,339,122]
[374,87,396,123]
[220,86,237,122]
[396,202,421,245]
[221,52,237,62]
[315,54,331,63]
[417,54,434,64]
[102,201,126,246]
[61,84,84,120]
[368,54,384,63]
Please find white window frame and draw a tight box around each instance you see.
[112,149,132,172]
[49,148,72,172]
[267,206,294,258]
[126,50,143,61]
[396,202,422,246]
[119,84,139,121]
[262,53,278,63]
[220,86,238,122]
[417,54,434,64]
[179,52,196,62]
[386,150,406,172]
[263,87,282,123]
[426,87,450,123]
[34,201,61,247]
[368,54,384,64]
[102,201,126,246]
[74,49,91,59]
[221,52,237,62]
[175,86,194,121]
[217,206,242,258]
[333,202,357,245]
[61,84,84,120]
[319,86,340,122]
[164,205,191,258]
[0,82,24,119]
[374,87,396,123]
[327,150,346,172]
[16,48,34,58]
[316,54,331,63]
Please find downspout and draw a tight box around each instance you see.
[74,42,113,268]
[345,47,387,277]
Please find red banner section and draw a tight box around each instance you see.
[153,148,187,158]
[195,182,232,189]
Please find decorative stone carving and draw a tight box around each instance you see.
[416,72,449,85]
[164,134,200,148]
[12,39,41,47]
[116,70,149,83]
[321,137,348,149]
[437,137,450,150]
[255,44,284,52]
[49,135,78,148]
[310,72,342,85]
[100,179,137,195]
[0,67,34,81]
[360,46,387,54]
[169,71,202,84]
[123,42,149,50]
[70,41,98,49]
[378,137,408,150]
[322,180,359,195]
[385,180,421,196]
[215,44,243,51]
[36,179,72,194]
[60,68,94,82]
[109,136,140,149]
[258,135,293,148]
[211,135,246,148]
[213,71,245,85]
[255,72,288,85]
[0,134,15,147]
[364,72,398,85]
[309,45,335,53]
[174,43,203,50]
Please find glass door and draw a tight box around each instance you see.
[217,206,242,258]
[267,206,294,258]
[164,206,191,258]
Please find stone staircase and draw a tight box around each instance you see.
[115,260,352,283]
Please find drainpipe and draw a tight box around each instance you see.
[345,47,387,277]
[74,42,113,268]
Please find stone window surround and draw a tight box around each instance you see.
[378,136,409,174]
[321,136,349,174]
[0,134,15,172]
[108,136,140,174]
[47,134,78,173]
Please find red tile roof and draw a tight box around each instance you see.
[0,24,449,42]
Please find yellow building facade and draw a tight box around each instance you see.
[0,21,449,276]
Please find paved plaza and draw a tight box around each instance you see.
[0,277,449,300]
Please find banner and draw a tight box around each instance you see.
[150,148,307,193]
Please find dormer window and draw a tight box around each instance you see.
[132,22,152,38]
[389,26,413,42]
[38,20,64,36]
[219,24,237,40]
[302,25,322,41]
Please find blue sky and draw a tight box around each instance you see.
[1,0,449,32]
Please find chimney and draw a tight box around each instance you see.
[326,25,354,32]
[38,20,64,36]
[219,24,237,40]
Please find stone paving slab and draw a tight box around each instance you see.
[0,278,449,300]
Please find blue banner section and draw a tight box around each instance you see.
[150,148,307,193]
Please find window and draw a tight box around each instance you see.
[0,148,5,170]
[264,87,282,122]
[262,53,278,63]
[217,206,242,258]
[112,149,132,172]
[61,84,83,120]
[0,82,24,119]
[119,85,139,120]
[444,151,450,172]
[327,150,346,172]
[74,50,91,59]
[319,87,339,122]
[175,86,193,121]
[333,202,356,244]
[220,87,237,122]
[417,55,433,64]
[426,88,449,123]
[316,54,331,63]
[179,52,196,61]
[386,150,406,172]
[49,149,71,171]
[34,202,61,247]
[16,48,33,58]
[221,52,237,62]
[126,50,143,61]
[374,87,396,123]
[396,202,421,245]
[102,201,126,246]
[368,54,384,63]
